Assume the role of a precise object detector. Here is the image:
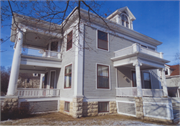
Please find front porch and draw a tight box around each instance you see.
[112,43,169,98]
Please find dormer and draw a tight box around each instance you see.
[107,6,136,30]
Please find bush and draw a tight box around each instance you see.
[1,106,33,121]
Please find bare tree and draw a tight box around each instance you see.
[1,0,110,52]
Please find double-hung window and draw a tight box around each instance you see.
[67,31,72,51]
[143,72,151,89]
[98,30,108,50]
[64,65,72,88]
[97,64,109,89]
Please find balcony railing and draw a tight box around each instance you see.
[114,43,162,59]
[16,88,60,98]
[22,48,61,59]
[116,87,163,97]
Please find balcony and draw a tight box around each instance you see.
[116,87,163,97]
[114,43,162,59]
[16,88,60,98]
[22,48,61,59]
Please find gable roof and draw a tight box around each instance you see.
[107,6,136,21]
[169,65,180,76]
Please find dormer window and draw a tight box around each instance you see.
[121,14,129,28]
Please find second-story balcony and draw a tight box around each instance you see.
[114,43,163,59]
[111,43,169,69]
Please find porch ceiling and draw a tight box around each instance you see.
[23,31,59,49]
[20,65,60,73]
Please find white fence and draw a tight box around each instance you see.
[114,44,161,59]
[142,89,163,97]
[116,87,163,97]
[17,89,60,98]
[116,87,137,97]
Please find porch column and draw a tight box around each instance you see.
[134,61,142,97]
[39,74,44,89]
[7,30,24,95]
[161,68,168,97]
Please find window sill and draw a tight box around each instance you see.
[96,47,109,52]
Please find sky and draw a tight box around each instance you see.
[0,1,179,68]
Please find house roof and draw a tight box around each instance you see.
[107,6,136,21]
[169,65,180,76]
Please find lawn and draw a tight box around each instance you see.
[0,112,174,125]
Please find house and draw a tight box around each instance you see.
[163,64,180,97]
[4,6,179,123]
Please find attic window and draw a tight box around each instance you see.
[121,14,129,28]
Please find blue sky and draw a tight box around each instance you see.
[0,1,179,68]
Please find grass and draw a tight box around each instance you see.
[0,112,174,125]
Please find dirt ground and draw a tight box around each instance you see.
[0,112,178,125]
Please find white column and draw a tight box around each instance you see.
[39,74,44,89]
[7,30,24,95]
[134,61,142,97]
[161,68,168,97]
[74,21,84,98]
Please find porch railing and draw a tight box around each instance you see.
[114,43,162,59]
[22,48,61,59]
[41,50,61,59]
[116,87,137,97]
[142,89,163,97]
[116,87,163,97]
[16,88,60,98]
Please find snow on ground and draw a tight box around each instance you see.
[0,118,167,125]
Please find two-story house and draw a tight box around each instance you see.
[5,6,178,123]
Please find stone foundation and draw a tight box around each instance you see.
[83,101,117,117]
[59,97,83,118]
[2,97,19,111]
[135,97,144,119]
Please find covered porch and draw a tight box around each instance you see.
[112,43,169,98]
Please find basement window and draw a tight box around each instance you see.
[98,102,109,112]
[64,101,70,112]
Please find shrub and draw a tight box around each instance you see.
[1,105,33,121]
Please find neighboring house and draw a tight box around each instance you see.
[5,6,178,123]
[164,65,180,97]
[17,73,41,88]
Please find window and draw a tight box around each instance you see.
[51,41,58,51]
[121,14,128,27]
[97,64,109,89]
[165,70,168,75]
[148,47,155,51]
[64,64,72,88]
[64,101,70,112]
[67,31,72,51]
[98,102,109,112]
[143,72,151,89]
[98,30,108,50]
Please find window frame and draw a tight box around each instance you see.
[64,64,72,89]
[66,30,73,51]
[97,30,109,51]
[142,72,152,89]
[98,102,109,113]
[97,64,110,89]
[64,101,70,112]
